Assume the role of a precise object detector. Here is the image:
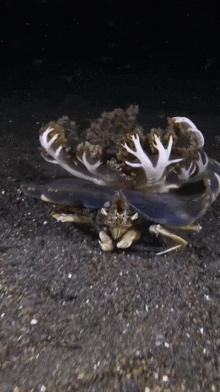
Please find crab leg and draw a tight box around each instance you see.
[117,229,140,249]
[51,212,92,224]
[175,223,202,232]
[149,224,188,255]
[99,231,114,252]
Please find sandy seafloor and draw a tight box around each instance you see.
[1,73,220,392]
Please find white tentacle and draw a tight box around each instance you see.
[172,117,204,148]
[39,126,107,185]
[122,134,182,184]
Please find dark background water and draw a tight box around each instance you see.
[1,0,219,101]
[1,0,220,156]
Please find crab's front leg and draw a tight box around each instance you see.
[117,229,140,249]
[99,231,114,252]
[51,212,93,224]
[98,195,141,251]
[99,228,140,251]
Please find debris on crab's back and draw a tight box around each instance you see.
[21,106,220,252]
[38,107,209,194]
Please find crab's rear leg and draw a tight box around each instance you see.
[149,223,202,255]
[149,224,187,255]
[175,223,202,232]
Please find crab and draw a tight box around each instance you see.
[21,106,220,254]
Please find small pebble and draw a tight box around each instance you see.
[31,319,38,325]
